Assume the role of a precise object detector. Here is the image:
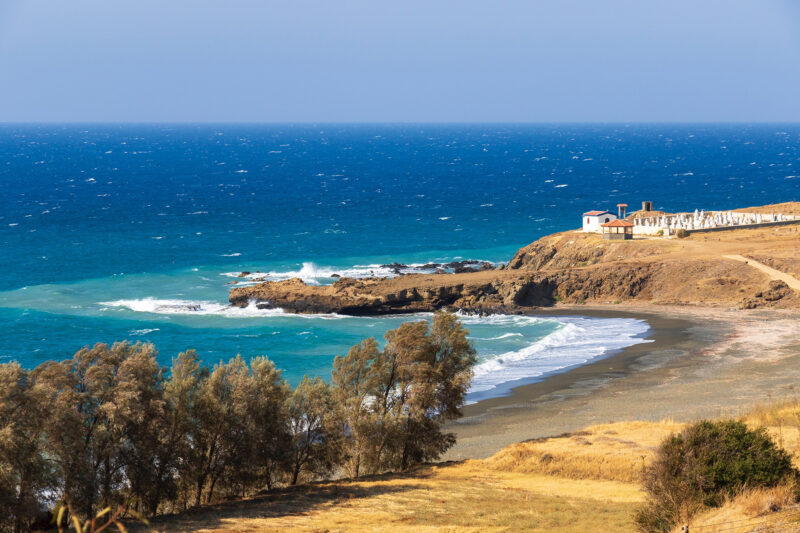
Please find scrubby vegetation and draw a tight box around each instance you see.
[636,420,799,532]
[0,311,476,532]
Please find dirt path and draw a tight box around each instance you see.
[723,254,800,290]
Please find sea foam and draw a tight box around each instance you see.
[99,297,344,319]
[100,298,287,317]
[467,315,651,401]
[221,260,496,286]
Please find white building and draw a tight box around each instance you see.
[582,210,617,233]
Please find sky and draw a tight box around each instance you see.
[1,0,800,123]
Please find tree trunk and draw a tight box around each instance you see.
[291,461,300,485]
[13,475,27,533]
[207,474,219,504]
[194,474,206,507]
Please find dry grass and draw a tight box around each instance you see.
[673,485,800,533]
[141,420,685,532]
[143,461,642,532]
[137,405,800,532]
[483,420,684,483]
[745,399,800,467]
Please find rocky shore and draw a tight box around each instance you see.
[229,203,800,315]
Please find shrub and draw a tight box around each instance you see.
[676,229,689,239]
[656,229,664,236]
[635,420,798,532]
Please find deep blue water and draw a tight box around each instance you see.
[1,124,798,397]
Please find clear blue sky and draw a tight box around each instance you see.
[1,0,800,122]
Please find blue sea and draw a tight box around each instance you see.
[1,124,798,400]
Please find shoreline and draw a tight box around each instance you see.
[445,304,800,460]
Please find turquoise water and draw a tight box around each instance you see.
[2,124,797,398]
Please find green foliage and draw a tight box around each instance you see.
[676,228,689,238]
[330,312,476,477]
[636,420,798,532]
[0,312,477,527]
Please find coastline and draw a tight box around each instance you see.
[445,304,800,460]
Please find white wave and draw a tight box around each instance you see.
[99,297,344,319]
[221,252,242,257]
[471,332,524,341]
[222,260,497,286]
[130,328,160,336]
[100,298,287,317]
[467,316,651,400]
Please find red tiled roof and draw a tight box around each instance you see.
[601,219,634,227]
[583,210,613,216]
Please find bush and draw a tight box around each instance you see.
[635,420,798,532]
[676,229,689,239]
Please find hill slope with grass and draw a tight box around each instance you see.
[142,403,800,532]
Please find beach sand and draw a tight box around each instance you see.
[445,304,800,460]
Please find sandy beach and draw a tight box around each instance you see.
[445,304,800,460]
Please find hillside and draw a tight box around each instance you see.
[229,202,800,313]
[142,404,800,532]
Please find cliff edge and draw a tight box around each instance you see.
[229,203,800,314]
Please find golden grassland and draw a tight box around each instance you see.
[143,402,800,532]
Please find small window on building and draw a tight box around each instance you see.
[604,217,610,223]
[586,217,590,224]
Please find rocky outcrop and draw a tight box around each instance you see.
[739,280,793,309]
[229,204,800,314]
[229,275,513,315]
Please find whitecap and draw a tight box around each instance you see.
[98,297,344,319]
[467,316,651,401]
[471,332,524,341]
[130,328,160,336]
[221,260,497,286]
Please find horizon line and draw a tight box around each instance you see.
[3,120,800,126]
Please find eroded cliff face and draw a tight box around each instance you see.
[229,275,519,315]
[229,215,800,314]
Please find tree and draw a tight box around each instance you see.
[159,350,206,513]
[331,312,477,476]
[187,356,248,505]
[330,338,381,478]
[0,363,50,533]
[113,343,167,515]
[373,312,476,471]
[286,376,338,485]
[235,357,290,494]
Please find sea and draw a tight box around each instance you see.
[1,123,798,400]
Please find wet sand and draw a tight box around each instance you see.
[445,304,800,460]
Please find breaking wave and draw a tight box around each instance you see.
[221,260,496,286]
[100,298,287,317]
[467,316,651,401]
[99,297,345,319]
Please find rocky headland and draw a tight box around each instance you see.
[229,203,800,315]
